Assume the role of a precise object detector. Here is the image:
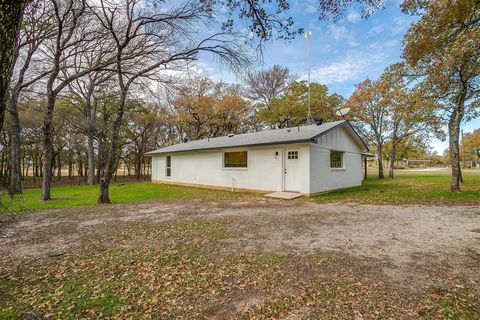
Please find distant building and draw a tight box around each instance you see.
[402,159,432,168]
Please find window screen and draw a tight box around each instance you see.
[330,150,344,168]
[224,151,247,168]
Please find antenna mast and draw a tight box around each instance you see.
[305,31,312,124]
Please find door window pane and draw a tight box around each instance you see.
[287,151,298,159]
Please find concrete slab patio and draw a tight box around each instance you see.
[263,191,304,200]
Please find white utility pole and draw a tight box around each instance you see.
[305,31,312,124]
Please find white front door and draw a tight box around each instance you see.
[284,150,300,192]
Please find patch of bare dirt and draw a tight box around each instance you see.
[1,199,479,290]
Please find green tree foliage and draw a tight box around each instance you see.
[255,80,343,128]
[461,129,480,163]
[347,78,389,178]
[347,64,439,179]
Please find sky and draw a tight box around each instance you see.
[195,0,480,154]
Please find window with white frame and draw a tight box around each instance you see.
[287,151,298,159]
[330,150,344,168]
[224,151,247,168]
[165,156,171,177]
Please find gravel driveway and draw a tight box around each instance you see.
[2,199,479,268]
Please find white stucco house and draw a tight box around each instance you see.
[145,120,369,195]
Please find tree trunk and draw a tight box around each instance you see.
[96,126,105,184]
[0,1,26,134]
[135,154,142,181]
[9,93,22,193]
[98,92,126,203]
[377,144,384,179]
[98,179,110,203]
[41,96,55,200]
[77,153,83,185]
[68,151,73,180]
[126,161,131,176]
[0,138,6,181]
[448,113,462,192]
[78,156,83,176]
[449,87,466,192]
[85,96,96,186]
[33,156,36,183]
[388,140,397,179]
[86,126,95,185]
[51,151,56,182]
[96,156,102,183]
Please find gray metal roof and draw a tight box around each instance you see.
[145,120,363,155]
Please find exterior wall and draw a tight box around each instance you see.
[309,126,364,194]
[150,143,310,193]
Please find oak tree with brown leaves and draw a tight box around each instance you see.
[402,0,480,192]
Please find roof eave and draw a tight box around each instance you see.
[144,138,315,155]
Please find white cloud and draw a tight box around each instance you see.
[367,17,413,38]
[346,11,361,23]
[307,51,388,85]
[152,61,222,82]
[292,0,318,14]
[307,19,323,32]
[328,24,348,41]
[368,24,385,37]
[348,41,360,47]
[391,16,411,35]
[368,39,399,50]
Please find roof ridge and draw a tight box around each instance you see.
[145,120,348,155]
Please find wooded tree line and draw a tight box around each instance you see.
[2,0,388,203]
[2,56,441,194]
[0,60,347,191]
[0,0,310,203]
[347,0,480,191]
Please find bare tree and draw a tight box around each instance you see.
[40,0,115,200]
[245,65,292,110]
[122,103,158,181]
[8,1,53,193]
[91,0,249,203]
[66,40,114,186]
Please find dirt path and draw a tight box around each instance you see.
[2,199,479,268]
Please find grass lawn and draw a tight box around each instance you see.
[1,169,479,213]
[313,169,480,205]
[0,182,258,213]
